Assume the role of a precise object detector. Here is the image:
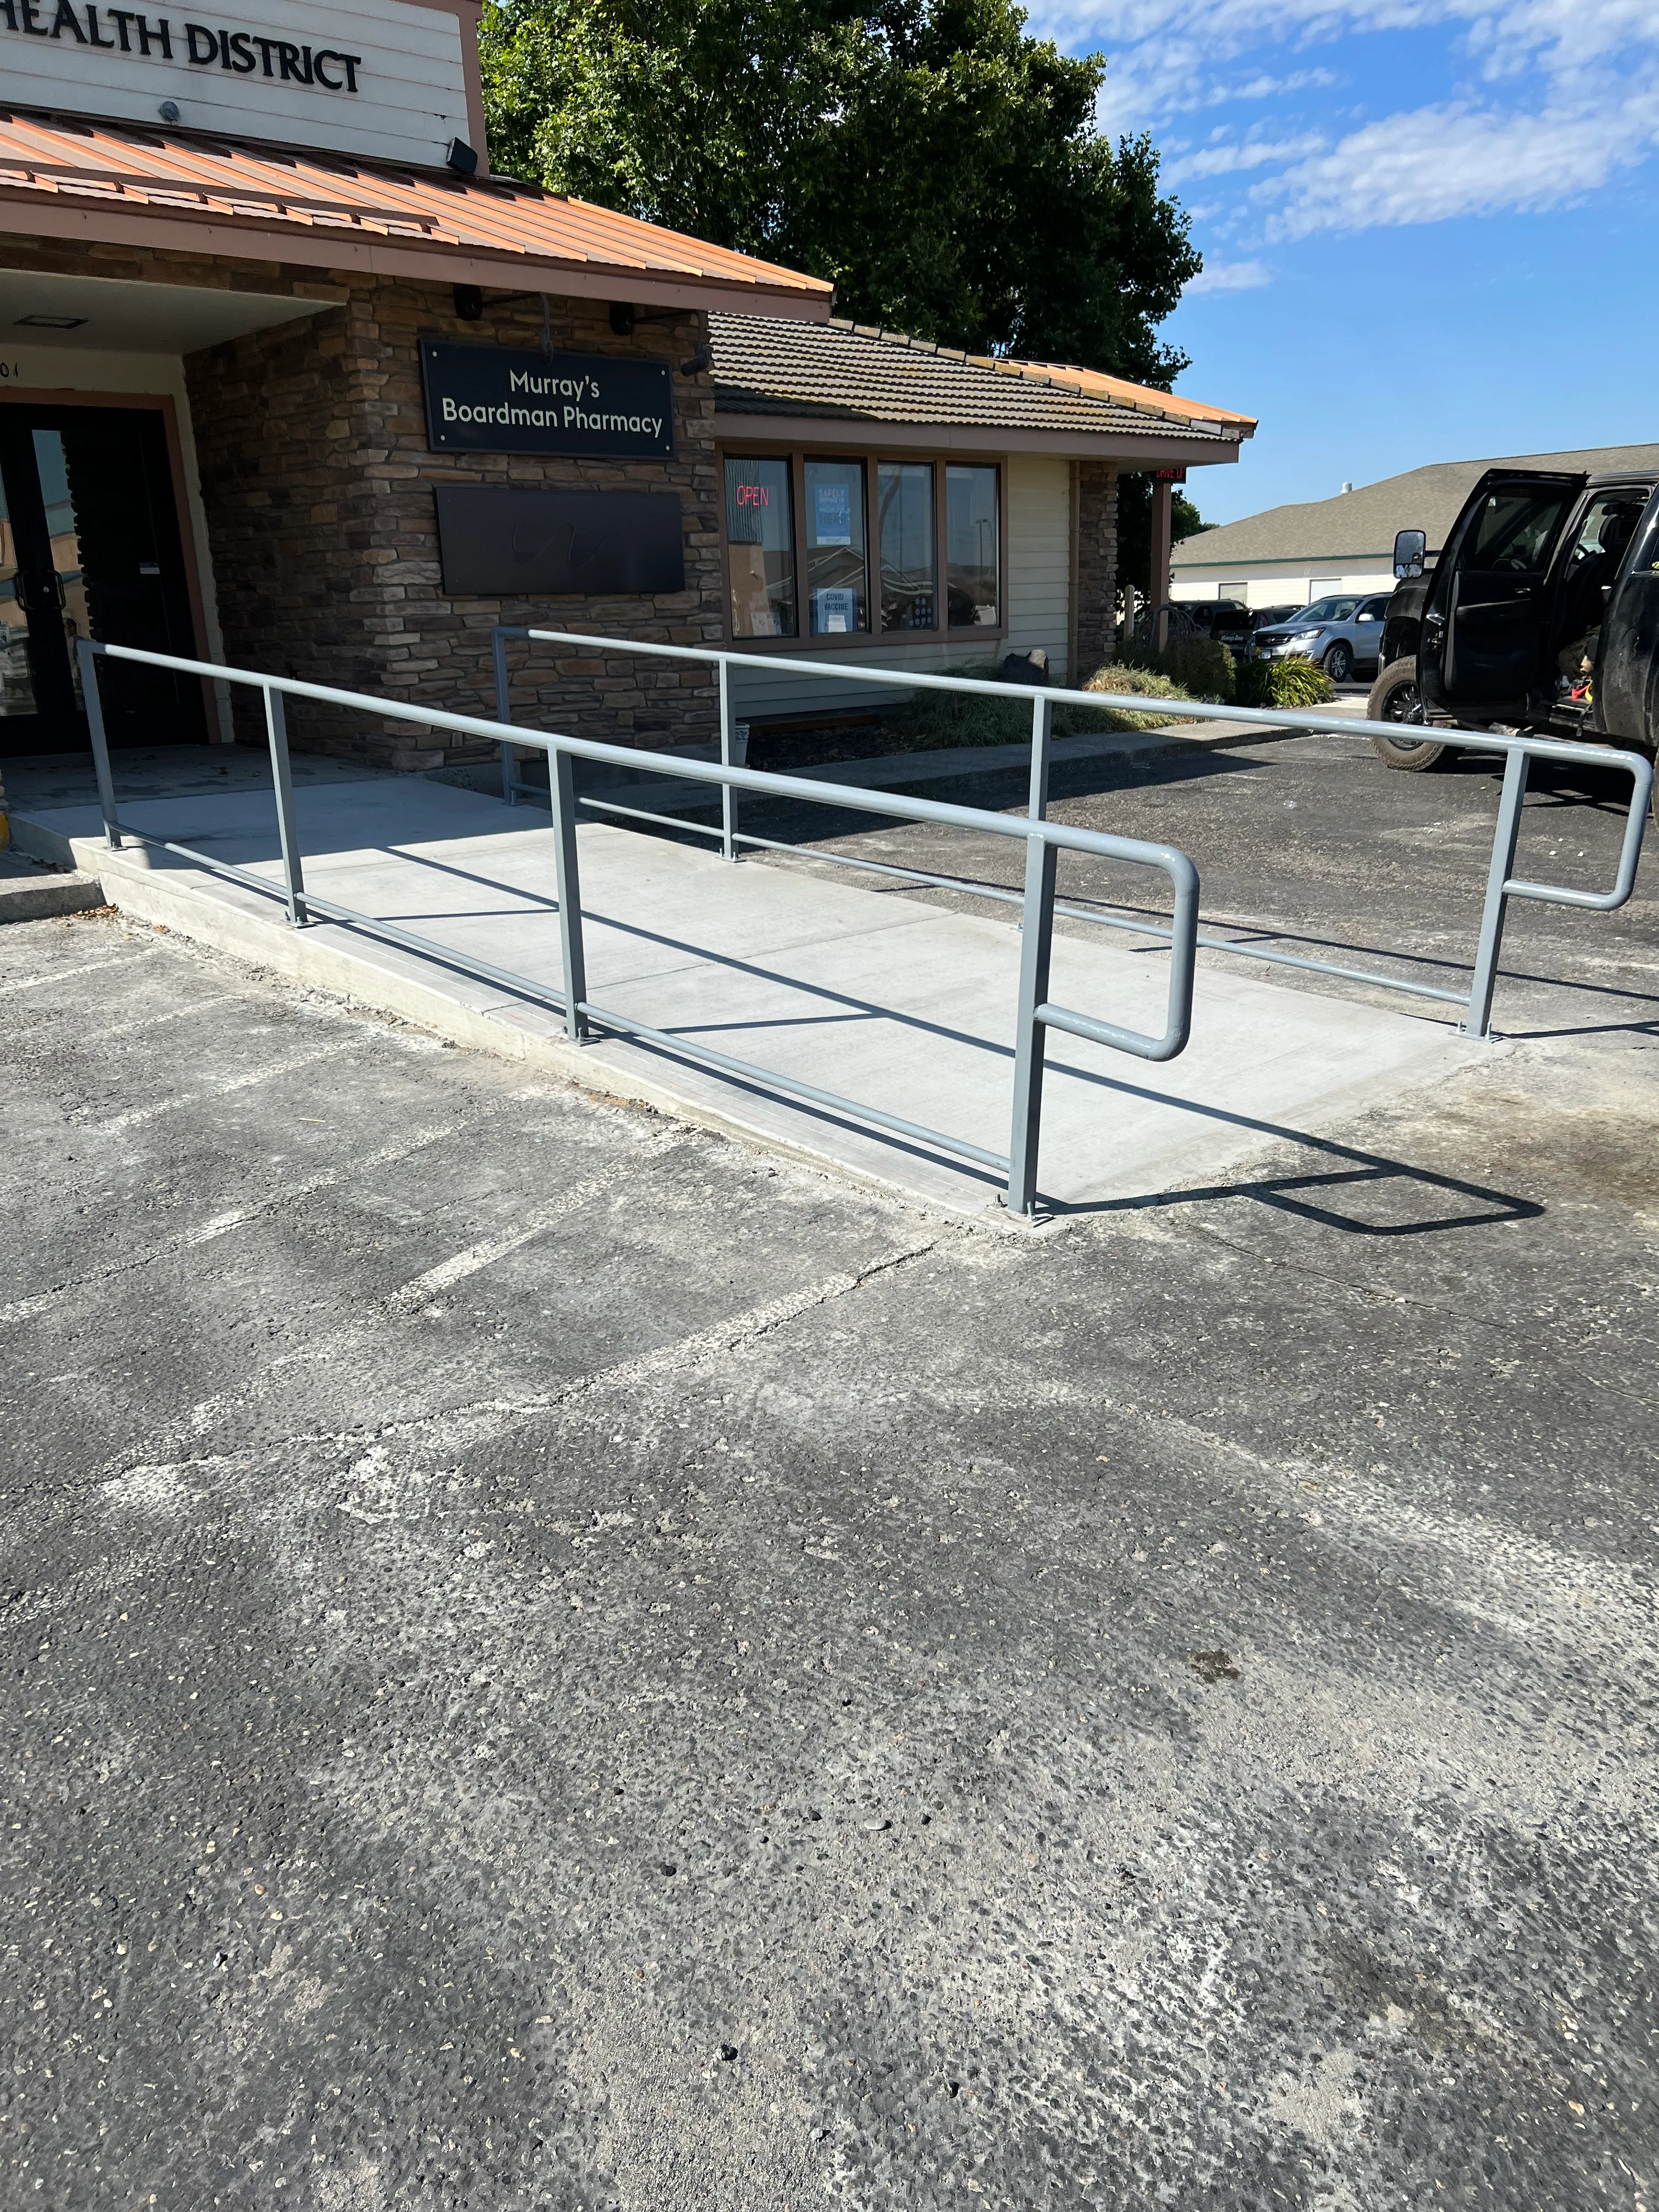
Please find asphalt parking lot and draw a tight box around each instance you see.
[3,726,1656,2210]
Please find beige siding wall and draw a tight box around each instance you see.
[1005,454,1073,678]
[726,451,1075,725]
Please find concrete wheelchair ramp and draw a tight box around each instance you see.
[13,769,1479,1217]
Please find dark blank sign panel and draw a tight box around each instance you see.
[433,486,686,597]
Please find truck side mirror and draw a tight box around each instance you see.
[1393,528,1426,580]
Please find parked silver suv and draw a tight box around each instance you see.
[1250,592,1391,682]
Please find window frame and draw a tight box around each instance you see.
[716,443,1008,653]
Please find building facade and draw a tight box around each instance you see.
[706,318,1252,723]
[1,3,1253,772]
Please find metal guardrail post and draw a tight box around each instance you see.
[77,639,121,851]
[1007,825,1059,1215]
[549,740,590,1041]
[1465,747,1528,1038]
[1028,692,1053,823]
[493,628,515,806]
[263,684,309,928]
[718,654,738,864]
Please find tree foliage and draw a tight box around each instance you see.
[1115,479,1212,604]
[481,0,1200,383]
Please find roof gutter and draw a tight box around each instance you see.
[712,412,1243,463]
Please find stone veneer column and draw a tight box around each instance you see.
[1075,461,1120,674]
[180,275,725,770]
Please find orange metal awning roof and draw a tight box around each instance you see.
[1014,358,1257,431]
[0,109,834,317]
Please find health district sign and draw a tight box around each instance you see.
[0,0,472,168]
[421,343,675,461]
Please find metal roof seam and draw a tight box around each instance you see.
[0,111,834,297]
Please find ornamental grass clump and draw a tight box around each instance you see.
[1070,661,1203,730]
[1232,653,1336,710]
[887,659,1204,749]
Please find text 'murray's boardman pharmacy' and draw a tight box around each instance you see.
[421,343,674,461]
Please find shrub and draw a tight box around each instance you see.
[1068,661,1204,731]
[886,658,1204,748]
[1232,653,1336,710]
[886,661,1032,751]
[1113,633,1237,703]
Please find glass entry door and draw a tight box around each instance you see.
[0,404,204,757]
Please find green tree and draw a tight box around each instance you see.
[481,0,1200,384]
[1116,482,1212,607]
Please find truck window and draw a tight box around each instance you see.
[1462,489,1573,574]
[1562,493,1646,572]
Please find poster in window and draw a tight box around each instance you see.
[814,482,853,546]
[812,586,859,634]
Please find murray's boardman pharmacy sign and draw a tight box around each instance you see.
[421,342,674,461]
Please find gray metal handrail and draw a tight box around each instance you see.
[498,627,1652,1040]
[76,637,1199,1217]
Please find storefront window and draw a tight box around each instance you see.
[721,449,1005,644]
[725,456,796,637]
[804,459,867,634]
[878,462,935,631]
[946,465,999,627]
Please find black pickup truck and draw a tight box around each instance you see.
[1366,464,1659,768]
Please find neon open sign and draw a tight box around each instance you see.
[734,484,771,509]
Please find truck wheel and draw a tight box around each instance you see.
[1323,640,1353,683]
[1367,657,1446,770]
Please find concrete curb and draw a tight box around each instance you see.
[0,850,108,923]
[579,714,1307,816]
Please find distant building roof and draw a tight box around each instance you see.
[1174,443,1659,570]
[709,314,1253,454]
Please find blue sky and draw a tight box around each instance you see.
[1026,0,1659,523]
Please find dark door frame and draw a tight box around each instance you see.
[1421,470,1585,720]
[0,387,217,751]
[0,411,80,738]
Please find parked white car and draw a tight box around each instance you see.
[1250,593,1391,682]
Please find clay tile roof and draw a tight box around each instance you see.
[0,108,833,312]
[708,313,1254,444]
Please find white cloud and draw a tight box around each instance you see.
[1184,258,1275,294]
[1165,133,1326,184]
[1257,79,1659,235]
[1024,0,1659,244]
[1232,68,1342,100]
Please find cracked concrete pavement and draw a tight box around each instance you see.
[2,723,1657,2209]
